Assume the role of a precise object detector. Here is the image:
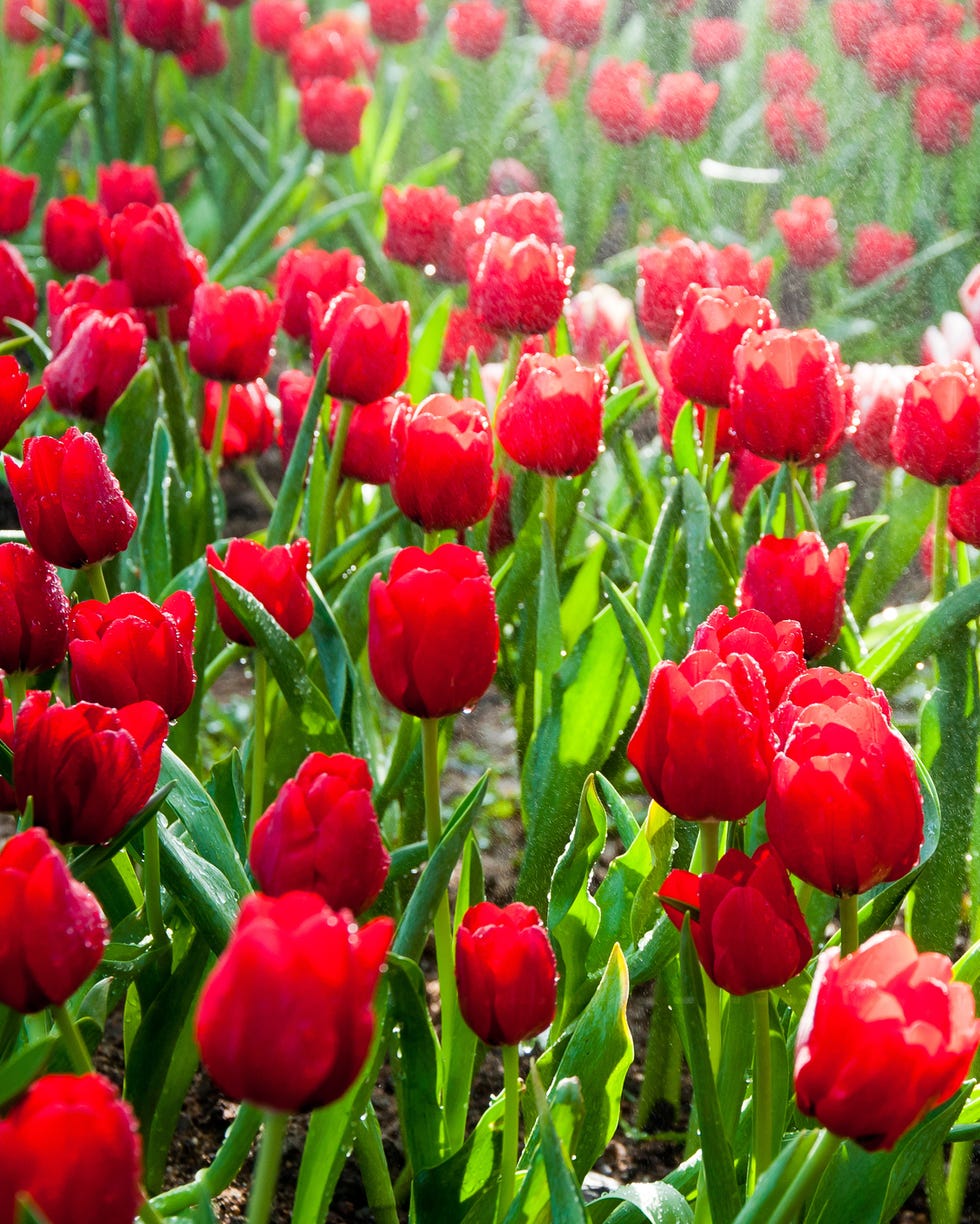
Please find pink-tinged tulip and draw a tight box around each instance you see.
[447,0,506,58]
[850,362,917,468]
[890,361,980,486]
[692,605,806,709]
[0,354,42,447]
[763,48,819,95]
[195,892,393,1111]
[367,0,426,42]
[207,538,313,647]
[565,283,631,365]
[525,0,604,48]
[188,283,279,384]
[274,245,364,341]
[0,241,37,338]
[299,76,371,153]
[469,233,574,336]
[772,665,891,745]
[3,0,45,41]
[496,352,607,476]
[0,543,69,675]
[0,167,39,236]
[691,17,745,68]
[773,196,842,269]
[309,286,410,405]
[651,72,720,141]
[252,0,309,52]
[42,310,147,423]
[795,932,980,1150]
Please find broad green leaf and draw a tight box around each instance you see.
[387,955,446,1175]
[849,477,934,625]
[411,1098,504,1224]
[602,577,659,689]
[266,353,330,547]
[206,750,248,864]
[0,1035,58,1109]
[519,1068,588,1224]
[587,1184,694,1223]
[587,805,658,975]
[682,473,733,639]
[157,825,240,954]
[103,364,161,501]
[405,289,453,403]
[856,605,930,685]
[671,401,699,478]
[505,1078,586,1224]
[308,576,360,754]
[630,803,676,943]
[139,420,174,600]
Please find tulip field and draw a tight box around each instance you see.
[4,0,980,1221]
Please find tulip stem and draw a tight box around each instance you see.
[701,406,719,488]
[751,991,773,1190]
[352,1103,399,1224]
[138,1201,166,1224]
[542,475,558,543]
[0,1006,21,1058]
[204,642,241,691]
[150,1104,263,1214]
[422,717,457,1054]
[758,1129,842,1224]
[209,381,231,478]
[699,821,720,874]
[247,1110,289,1224]
[86,561,111,603]
[4,671,27,722]
[316,397,354,563]
[498,336,522,406]
[248,654,268,843]
[499,1043,520,1224]
[933,484,951,603]
[52,1003,93,1075]
[785,462,798,537]
[925,1147,954,1224]
[242,459,277,514]
[142,815,168,946]
[839,893,860,956]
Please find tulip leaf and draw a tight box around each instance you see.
[0,1035,58,1109]
[103,364,162,502]
[855,605,930,685]
[601,576,660,690]
[637,482,683,623]
[676,919,740,1224]
[510,1067,588,1224]
[156,824,240,954]
[405,289,453,404]
[849,477,934,626]
[587,1184,694,1223]
[387,955,447,1176]
[410,1097,504,1224]
[587,804,659,976]
[630,804,677,943]
[308,576,361,752]
[266,352,330,549]
[727,1128,820,1224]
[69,782,176,883]
[205,750,247,863]
[526,944,632,1180]
[535,513,564,726]
[682,473,734,640]
[138,419,175,601]
[0,737,12,784]
[208,567,345,750]
[446,835,485,1150]
[671,401,699,478]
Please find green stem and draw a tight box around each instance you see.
[761,1130,842,1224]
[541,476,558,543]
[947,1134,973,1221]
[242,459,277,514]
[86,561,111,603]
[248,654,268,842]
[497,335,522,405]
[636,977,681,1130]
[700,820,720,873]
[352,1104,399,1224]
[699,821,721,1076]
[204,642,241,691]
[422,718,457,1054]
[751,992,773,1190]
[499,1044,520,1224]
[315,397,354,563]
[142,816,167,946]
[785,462,798,538]
[138,1201,166,1224]
[3,672,27,722]
[150,1105,263,1213]
[839,893,860,957]
[209,382,232,478]
[925,1146,953,1224]
[701,406,719,489]
[246,1111,289,1224]
[53,1003,93,1074]
[933,484,951,603]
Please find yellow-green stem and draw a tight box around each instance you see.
[86,561,111,603]
[209,382,231,478]
[542,476,558,543]
[498,1043,520,1224]
[316,397,354,563]
[248,655,268,843]
[839,893,860,957]
[751,991,773,1190]
[138,1201,166,1224]
[204,642,241,691]
[701,406,719,489]
[142,816,167,945]
[933,484,951,603]
[785,462,798,537]
[242,459,277,513]
[422,718,457,1050]
[497,335,522,405]
[246,1111,289,1224]
[765,1130,842,1224]
[699,821,722,1075]
[53,1003,93,1074]
[352,1103,399,1224]
[4,672,27,722]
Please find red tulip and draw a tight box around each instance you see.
[367,0,426,41]
[69,590,196,719]
[178,17,228,75]
[0,354,42,448]
[627,648,775,822]
[850,361,917,467]
[287,15,376,86]
[439,306,499,371]
[455,902,558,1045]
[0,241,36,339]
[667,284,779,409]
[469,232,574,336]
[252,0,309,52]
[13,692,168,845]
[42,196,106,275]
[274,245,364,341]
[389,394,495,530]
[309,286,410,405]
[772,665,891,744]
[447,0,506,58]
[102,202,204,310]
[636,237,711,343]
[96,160,162,217]
[730,327,848,465]
[795,932,980,1150]
[195,891,393,1111]
[328,392,405,485]
[42,309,147,423]
[890,361,980,486]
[0,828,108,1013]
[277,369,316,468]
[914,83,973,153]
[0,167,39,236]
[299,76,371,153]
[763,48,819,95]
[830,0,889,55]
[483,192,565,246]
[496,352,608,477]
[651,348,741,461]
[4,428,137,569]
[123,0,205,52]
[730,449,781,514]
[188,282,279,384]
[565,284,632,364]
[0,1073,142,1224]
[0,543,69,675]
[766,695,923,896]
[692,605,806,708]
[949,469,980,545]
[866,21,927,92]
[199,379,276,463]
[660,844,811,994]
[767,0,808,32]
[691,17,745,68]
[738,533,849,659]
[3,0,44,42]
[773,196,842,269]
[525,0,604,48]
[250,753,390,913]
[588,58,657,145]
[848,222,916,287]
[651,72,720,141]
[369,544,499,719]
[763,94,829,161]
[207,537,313,647]
[382,184,460,269]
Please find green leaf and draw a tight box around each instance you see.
[0,1035,58,1109]
[411,1098,504,1223]
[139,419,174,600]
[849,478,934,625]
[69,783,176,883]
[517,1067,588,1224]
[856,605,930,685]
[587,806,659,976]
[206,749,248,864]
[671,402,699,478]
[601,577,659,689]
[682,472,733,639]
[406,289,453,403]
[307,576,359,752]
[868,578,980,691]
[447,835,485,1149]
[587,1184,694,1223]
[266,352,330,548]
[0,737,10,784]
[535,513,564,724]
[103,364,162,502]
[387,955,447,1175]
[629,804,676,943]
[157,825,241,954]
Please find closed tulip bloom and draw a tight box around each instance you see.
[763,48,819,95]
[4,428,137,569]
[390,394,495,531]
[766,695,923,896]
[328,393,404,485]
[949,470,980,545]
[42,196,106,275]
[369,544,499,719]
[773,196,841,269]
[848,222,915,287]
[447,0,506,58]
[252,0,309,52]
[0,167,39,235]
[277,369,316,467]
[496,352,608,476]
[692,605,806,708]
[691,17,746,68]
[0,354,42,448]
[469,232,574,336]
[382,184,460,269]
[0,1073,142,1224]
[250,753,390,913]
[627,649,775,822]
[42,309,147,423]
[188,283,279,384]
[850,362,917,467]
[483,192,565,246]
[0,543,69,675]
[588,58,657,145]
[913,83,973,153]
[207,537,313,647]
[773,665,891,744]
[526,0,604,48]
[368,0,426,41]
[287,15,375,86]
[739,534,848,660]
[636,237,712,343]
[14,692,168,845]
[667,284,779,409]
[0,828,108,1013]
[795,932,980,1150]
[195,892,393,1111]
[123,0,204,52]
[455,902,558,1045]
[299,76,371,154]
[69,590,196,719]
[103,203,204,309]
[651,72,720,141]
[660,845,811,995]
[730,328,847,465]
[764,94,829,162]
[309,286,410,405]
[274,245,364,341]
[440,306,499,371]
[96,160,162,217]
[0,241,36,339]
[891,362,980,486]
[200,379,276,463]
[179,18,229,75]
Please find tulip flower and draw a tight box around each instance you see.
[327,393,404,486]
[447,0,506,58]
[525,0,604,48]
[287,15,376,87]
[0,827,108,1013]
[252,0,309,52]
[68,590,197,720]
[13,691,168,844]
[46,275,136,353]
[692,605,806,710]
[96,160,162,216]
[440,307,499,371]
[367,0,426,41]
[850,362,917,467]
[763,48,819,95]
[773,196,842,269]
[389,394,496,531]
[772,665,891,744]
[382,184,460,269]
[565,284,632,364]
[691,17,745,68]
[42,196,106,275]
[0,353,42,448]
[468,232,574,336]
[309,286,410,405]
[299,76,372,154]
[199,379,276,465]
[891,361,980,487]
[250,752,390,914]
[0,1073,143,1224]
[0,240,38,338]
[795,932,980,1150]
[274,245,364,341]
[483,192,566,246]
[650,72,720,141]
[178,18,229,75]
[848,222,916,286]
[587,58,657,144]
[913,83,973,153]
[763,95,829,162]
[123,0,205,52]
[0,542,70,677]
[636,237,712,343]
[42,309,147,423]
[4,428,138,571]
[187,283,279,385]
[207,538,313,648]
[651,349,741,461]
[102,202,205,310]
[0,166,39,235]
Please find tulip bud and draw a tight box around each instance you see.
[96,160,162,217]
[207,537,313,647]
[188,283,279,384]
[0,240,38,338]
[200,379,276,464]
[309,286,410,405]
[299,76,372,154]
[468,232,574,336]
[274,246,364,341]
[382,184,460,269]
[42,309,147,423]
[447,0,507,58]
[252,0,309,52]
[102,202,204,310]
[0,542,69,675]
[773,195,841,269]
[42,196,106,275]
[367,0,427,42]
